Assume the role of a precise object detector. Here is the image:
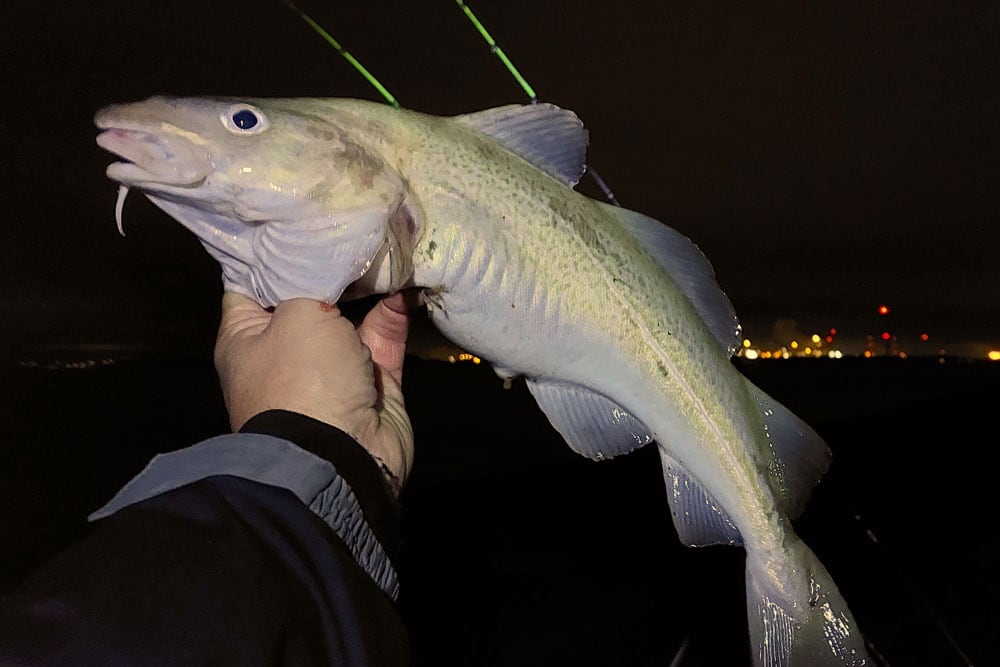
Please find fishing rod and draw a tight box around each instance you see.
[278,0,400,109]
[453,0,621,207]
[279,0,620,206]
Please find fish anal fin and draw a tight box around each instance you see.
[657,448,743,547]
[525,379,652,461]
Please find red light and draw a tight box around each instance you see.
[920,333,929,341]
[829,328,838,335]
[881,331,891,341]
[825,336,834,343]
[877,305,890,315]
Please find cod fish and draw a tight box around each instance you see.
[95,96,868,666]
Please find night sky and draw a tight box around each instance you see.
[2,0,997,356]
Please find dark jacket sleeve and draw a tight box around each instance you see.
[0,410,409,666]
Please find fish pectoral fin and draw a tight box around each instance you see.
[525,379,652,461]
[452,104,588,187]
[658,448,743,547]
[748,379,832,519]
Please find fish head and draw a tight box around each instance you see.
[95,95,414,306]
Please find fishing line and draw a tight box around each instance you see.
[453,0,622,207]
[844,505,973,666]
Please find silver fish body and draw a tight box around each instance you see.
[96,96,869,666]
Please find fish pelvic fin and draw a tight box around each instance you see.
[525,379,652,461]
[746,541,869,667]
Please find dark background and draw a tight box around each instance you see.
[3,355,998,665]
[1,0,998,355]
[2,2,998,664]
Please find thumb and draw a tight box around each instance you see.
[358,295,410,386]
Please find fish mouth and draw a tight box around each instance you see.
[95,127,211,189]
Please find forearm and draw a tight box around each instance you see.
[0,410,408,666]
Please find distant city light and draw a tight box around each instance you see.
[789,340,799,349]
[810,334,821,344]
[878,305,890,315]
[744,349,759,360]
[881,331,891,341]
[988,350,1000,362]
[448,352,482,364]
[920,333,930,341]
[829,328,838,335]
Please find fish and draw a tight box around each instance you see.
[95,96,869,666]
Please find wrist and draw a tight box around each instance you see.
[240,409,406,498]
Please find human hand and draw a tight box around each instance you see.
[213,292,413,490]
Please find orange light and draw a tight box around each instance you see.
[878,305,890,315]
[988,350,1000,362]
[881,331,891,341]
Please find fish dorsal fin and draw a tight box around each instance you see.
[525,378,652,460]
[453,104,588,187]
[658,449,743,547]
[747,380,832,519]
[608,205,743,356]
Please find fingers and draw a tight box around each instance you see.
[380,291,409,315]
[212,290,415,490]
[358,295,410,386]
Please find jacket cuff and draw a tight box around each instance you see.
[88,410,400,598]
[239,409,401,565]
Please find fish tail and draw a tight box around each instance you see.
[745,540,869,666]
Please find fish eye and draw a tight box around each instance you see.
[221,104,269,135]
